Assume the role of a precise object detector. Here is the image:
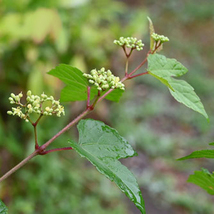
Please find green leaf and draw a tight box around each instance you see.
[148,54,208,120]
[148,54,188,79]
[90,87,124,102]
[0,199,8,214]
[209,142,214,146]
[48,64,88,86]
[187,169,214,195]
[69,119,146,214]
[48,64,89,101]
[60,85,88,102]
[149,72,174,90]
[103,88,124,102]
[60,85,124,102]
[168,78,208,120]
[178,150,214,160]
[48,64,124,102]
[169,78,208,119]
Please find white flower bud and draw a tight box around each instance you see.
[18,92,23,98]
[7,90,65,120]
[84,67,125,91]
[54,101,60,105]
[11,93,16,99]
[15,96,20,102]
[114,36,144,51]
[45,107,50,112]
[27,90,32,96]
[28,108,33,113]
[7,111,13,115]
[89,80,94,84]
[41,93,47,99]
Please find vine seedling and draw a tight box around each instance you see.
[0,18,208,214]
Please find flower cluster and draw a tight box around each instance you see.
[113,37,144,51]
[151,33,169,43]
[83,68,125,91]
[7,91,65,122]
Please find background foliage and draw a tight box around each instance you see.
[0,0,214,213]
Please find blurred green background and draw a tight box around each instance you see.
[0,0,214,213]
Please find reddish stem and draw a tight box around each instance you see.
[32,114,43,149]
[34,125,39,149]
[99,50,152,102]
[39,108,90,151]
[0,150,38,182]
[87,86,91,108]
[98,88,114,103]
[0,43,160,183]
[39,147,73,155]
[128,71,149,79]
[0,109,91,182]
[128,52,150,77]
[32,114,43,127]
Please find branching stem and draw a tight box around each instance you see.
[39,147,73,155]
[0,109,91,182]
[129,71,149,79]
[0,44,157,183]
[31,114,43,149]
[39,108,90,151]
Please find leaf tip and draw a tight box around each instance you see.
[177,154,188,161]
[206,116,210,123]
[147,16,152,22]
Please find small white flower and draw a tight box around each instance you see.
[7,90,65,121]
[84,68,125,91]
[151,33,169,42]
[114,37,144,51]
